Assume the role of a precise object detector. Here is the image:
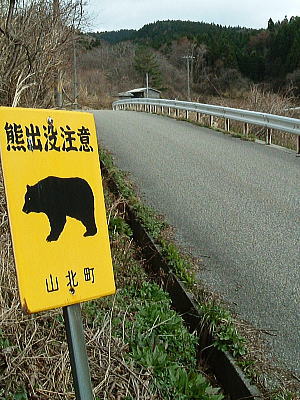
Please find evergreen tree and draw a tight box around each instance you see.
[267,18,275,32]
[134,46,162,89]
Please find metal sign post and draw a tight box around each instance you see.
[63,303,94,400]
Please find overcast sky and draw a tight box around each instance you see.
[86,0,299,32]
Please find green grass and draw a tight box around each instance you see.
[0,387,28,400]
[160,239,196,286]
[85,282,223,399]
[0,329,10,350]
[199,303,246,358]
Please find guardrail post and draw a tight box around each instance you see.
[111,100,300,148]
[266,128,272,145]
[225,118,230,132]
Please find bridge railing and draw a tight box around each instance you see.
[112,98,300,153]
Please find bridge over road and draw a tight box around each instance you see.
[93,109,300,377]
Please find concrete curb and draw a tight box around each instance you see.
[101,160,262,399]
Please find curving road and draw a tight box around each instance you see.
[93,110,300,375]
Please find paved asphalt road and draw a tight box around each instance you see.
[93,110,300,375]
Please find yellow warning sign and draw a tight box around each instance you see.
[0,107,115,313]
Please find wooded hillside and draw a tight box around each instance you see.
[85,18,300,98]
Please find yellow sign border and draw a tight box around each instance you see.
[0,107,115,313]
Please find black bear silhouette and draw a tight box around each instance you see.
[22,176,97,242]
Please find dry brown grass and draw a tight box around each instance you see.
[196,85,299,150]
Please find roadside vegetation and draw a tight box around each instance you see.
[149,103,298,151]
[0,165,225,399]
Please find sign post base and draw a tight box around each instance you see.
[63,303,94,400]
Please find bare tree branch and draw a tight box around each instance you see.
[5,0,16,31]
[0,0,86,107]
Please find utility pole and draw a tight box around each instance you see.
[146,72,149,97]
[73,35,78,109]
[53,0,63,107]
[182,55,195,101]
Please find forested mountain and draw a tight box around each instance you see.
[91,20,256,46]
[89,18,300,91]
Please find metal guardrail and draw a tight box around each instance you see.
[112,98,300,152]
